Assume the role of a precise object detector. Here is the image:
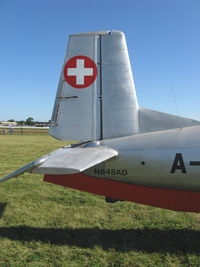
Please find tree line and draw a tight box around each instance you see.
[7,118,50,126]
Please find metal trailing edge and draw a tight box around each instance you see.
[99,34,103,140]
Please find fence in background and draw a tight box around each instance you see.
[0,127,49,135]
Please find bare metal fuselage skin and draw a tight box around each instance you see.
[85,125,200,192]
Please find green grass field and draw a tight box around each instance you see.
[0,135,200,266]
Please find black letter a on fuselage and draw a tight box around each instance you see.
[171,153,186,174]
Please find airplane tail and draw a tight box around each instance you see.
[50,30,199,141]
[49,31,139,141]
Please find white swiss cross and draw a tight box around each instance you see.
[67,59,93,85]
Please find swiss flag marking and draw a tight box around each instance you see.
[64,56,97,89]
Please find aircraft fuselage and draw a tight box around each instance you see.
[85,125,200,192]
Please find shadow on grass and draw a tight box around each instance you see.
[0,226,200,253]
[0,203,7,219]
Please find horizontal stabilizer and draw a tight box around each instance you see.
[32,145,118,174]
[0,144,118,183]
[0,156,48,183]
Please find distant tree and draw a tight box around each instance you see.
[8,119,15,122]
[25,117,34,126]
[17,120,25,125]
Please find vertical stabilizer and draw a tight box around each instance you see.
[49,31,138,141]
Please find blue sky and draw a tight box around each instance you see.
[0,0,199,121]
